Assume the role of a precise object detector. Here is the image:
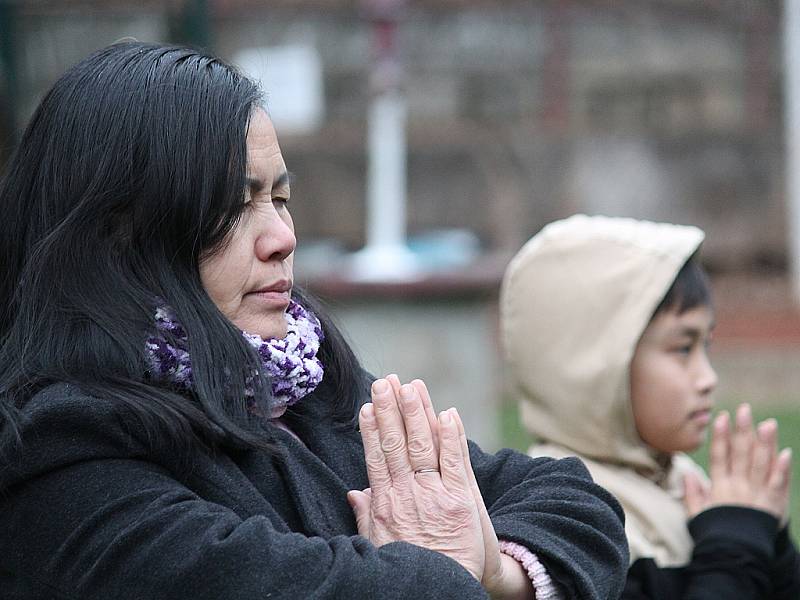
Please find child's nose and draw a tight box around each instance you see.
[696,353,718,395]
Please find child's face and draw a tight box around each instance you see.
[629,304,717,454]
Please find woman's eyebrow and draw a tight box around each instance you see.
[245,171,294,193]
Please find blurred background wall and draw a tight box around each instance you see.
[0,0,785,268]
[0,0,796,457]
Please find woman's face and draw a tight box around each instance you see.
[200,109,295,339]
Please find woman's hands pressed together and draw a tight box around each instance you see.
[347,376,486,580]
[347,376,535,600]
[684,403,793,525]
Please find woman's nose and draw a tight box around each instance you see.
[255,209,296,262]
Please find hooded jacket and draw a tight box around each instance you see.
[499,214,799,599]
[500,214,704,567]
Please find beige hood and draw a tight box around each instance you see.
[500,214,705,475]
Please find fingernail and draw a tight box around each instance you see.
[738,403,751,422]
[758,419,776,436]
[400,384,413,401]
[360,403,374,419]
[372,379,389,394]
[715,411,728,429]
[439,410,451,425]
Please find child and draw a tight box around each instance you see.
[500,214,799,599]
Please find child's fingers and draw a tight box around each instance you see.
[683,472,708,518]
[768,447,793,499]
[763,447,793,525]
[730,404,754,479]
[750,419,777,485]
[778,449,793,527]
[709,411,731,482]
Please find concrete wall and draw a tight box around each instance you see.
[325,296,502,450]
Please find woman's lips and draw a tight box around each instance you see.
[248,289,291,306]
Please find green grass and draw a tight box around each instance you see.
[499,401,800,545]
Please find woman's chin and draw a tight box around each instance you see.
[259,322,289,340]
[237,315,288,340]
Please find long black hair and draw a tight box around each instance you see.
[0,42,365,453]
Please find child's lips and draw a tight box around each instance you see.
[689,408,712,426]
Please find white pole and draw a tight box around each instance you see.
[785,0,800,302]
[350,1,418,281]
[366,88,407,250]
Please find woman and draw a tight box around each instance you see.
[0,42,627,599]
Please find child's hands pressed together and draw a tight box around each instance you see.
[683,403,793,525]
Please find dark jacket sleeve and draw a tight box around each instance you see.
[468,442,629,600]
[769,524,800,600]
[622,506,799,600]
[0,457,487,600]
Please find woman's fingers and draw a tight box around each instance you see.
[359,401,392,494]
[371,378,413,482]
[438,409,471,491]
[346,489,372,538]
[397,383,439,473]
[709,411,731,482]
[730,404,754,479]
[411,379,440,456]
[386,375,439,456]
[385,373,403,398]
[452,409,502,587]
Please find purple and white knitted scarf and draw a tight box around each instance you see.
[145,300,324,418]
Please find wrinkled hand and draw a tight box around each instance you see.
[348,377,532,599]
[347,377,485,581]
[684,403,792,526]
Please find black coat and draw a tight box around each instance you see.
[623,506,800,599]
[0,383,628,599]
